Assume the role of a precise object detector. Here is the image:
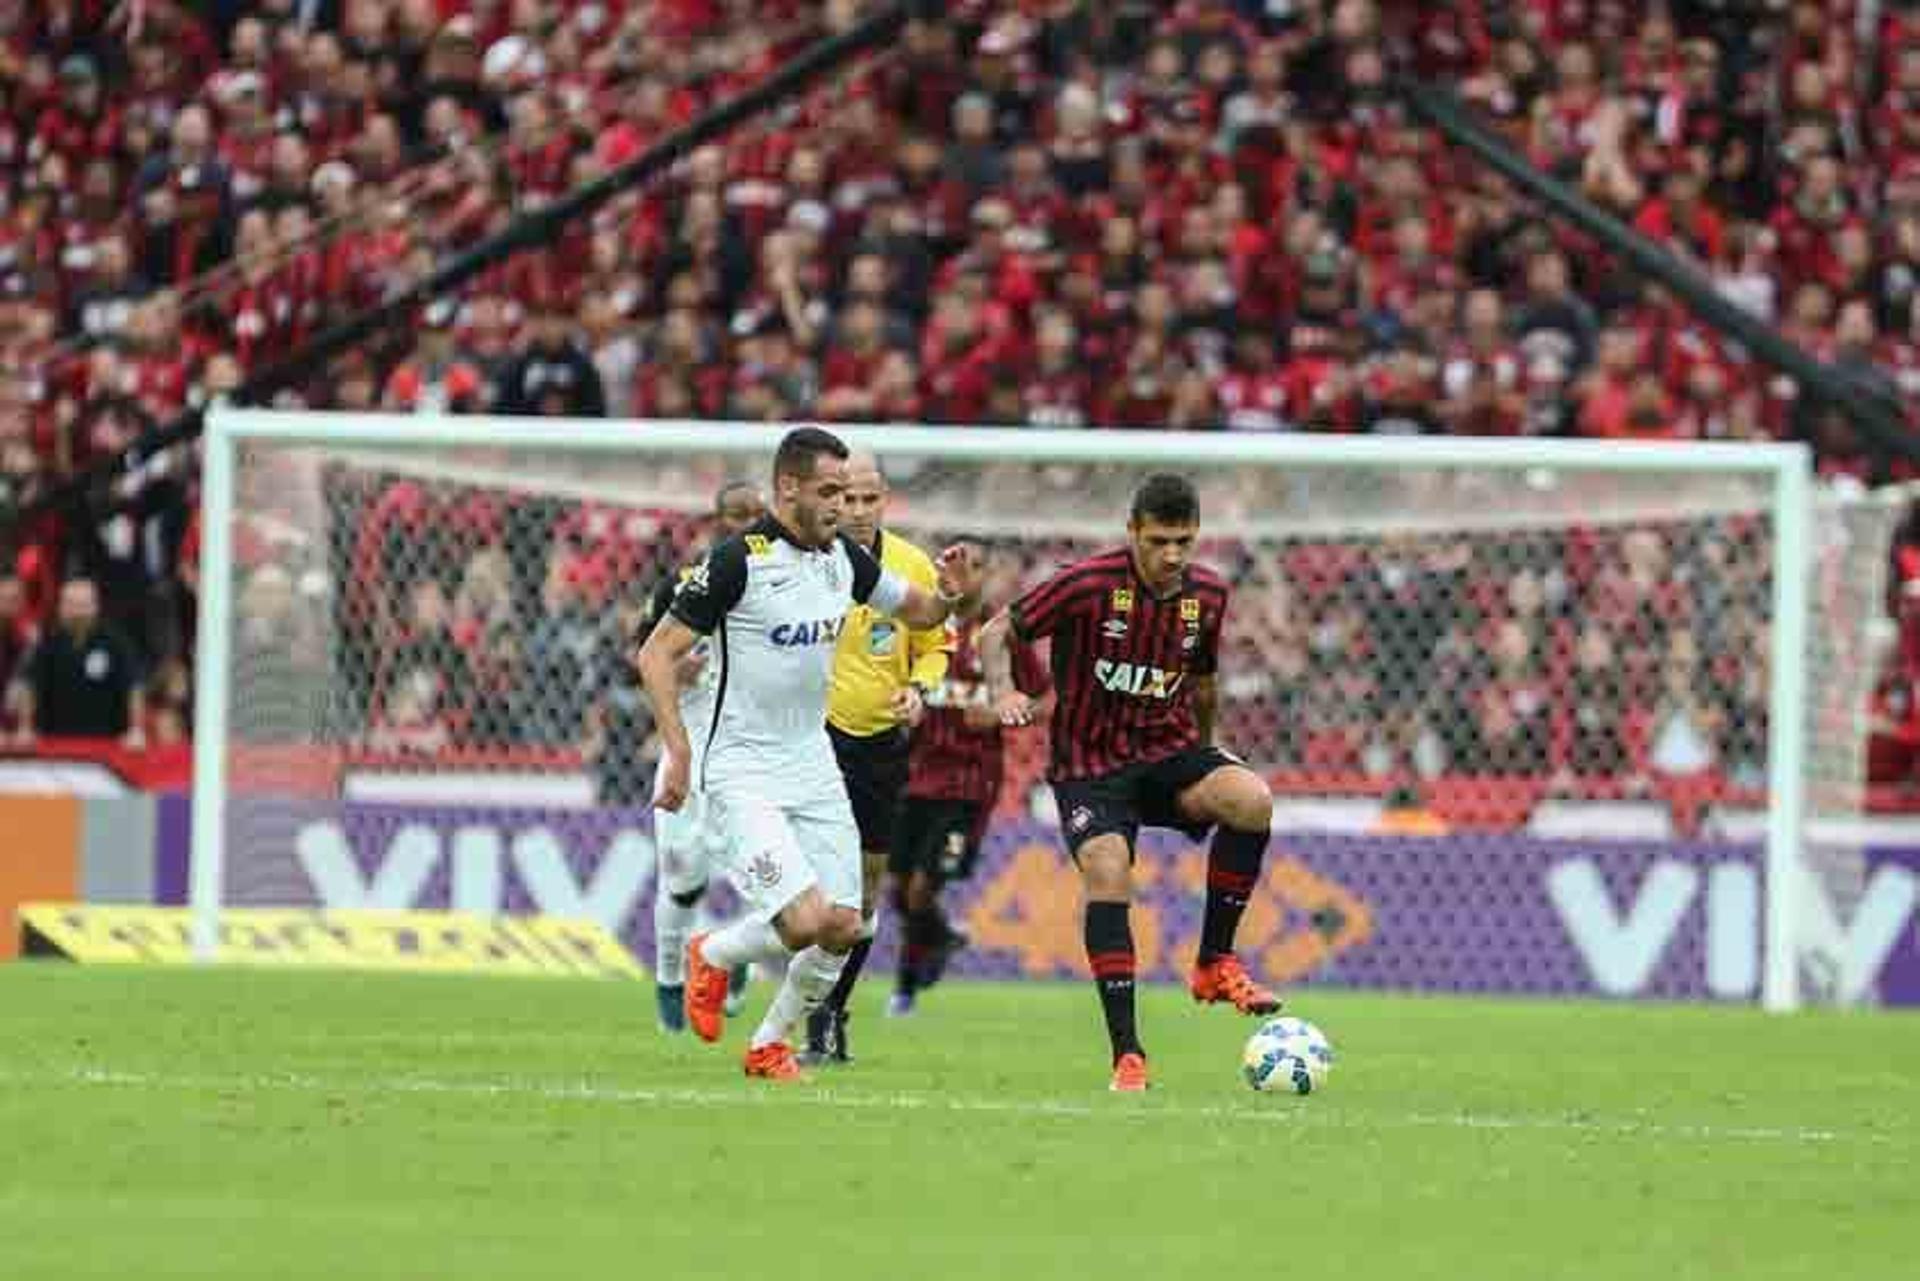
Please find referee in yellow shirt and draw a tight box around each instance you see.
[802,449,950,1066]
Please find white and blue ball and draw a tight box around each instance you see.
[1241,1016,1334,1095]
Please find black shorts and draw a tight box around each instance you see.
[829,723,910,854]
[891,796,985,881]
[1051,746,1240,857]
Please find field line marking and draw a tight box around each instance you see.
[8,1065,1893,1147]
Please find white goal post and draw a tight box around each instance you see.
[194,408,1903,1011]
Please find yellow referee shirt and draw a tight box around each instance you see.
[829,528,950,736]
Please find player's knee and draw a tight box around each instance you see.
[773,895,827,950]
[1229,779,1274,833]
[1077,838,1133,900]
[820,907,864,954]
[1204,767,1271,832]
[668,884,706,910]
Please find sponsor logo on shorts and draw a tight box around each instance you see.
[748,851,782,887]
[1069,806,1093,834]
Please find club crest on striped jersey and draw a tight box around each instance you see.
[1110,588,1133,613]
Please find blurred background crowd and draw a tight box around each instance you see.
[2,0,1919,801]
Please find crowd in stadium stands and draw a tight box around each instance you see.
[2,0,1920,792]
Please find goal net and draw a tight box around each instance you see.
[192,411,1908,1009]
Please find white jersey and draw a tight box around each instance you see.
[670,515,909,806]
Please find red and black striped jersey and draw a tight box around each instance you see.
[906,614,1003,806]
[1010,548,1228,782]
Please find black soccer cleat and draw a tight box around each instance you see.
[797,1006,853,1066]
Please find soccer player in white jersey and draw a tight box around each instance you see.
[637,426,980,1081]
[644,480,765,1033]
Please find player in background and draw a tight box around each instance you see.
[636,427,978,1081]
[977,473,1280,1093]
[886,541,1041,1016]
[642,480,765,1033]
[800,450,950,1066]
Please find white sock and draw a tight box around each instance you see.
[751,946,846,1050]
[698,916,789,970]
[654,890,698,985]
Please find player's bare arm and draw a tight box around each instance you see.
[1194,673,1218,744]
[637,615,701,811]
[884,543,985,630]
[977,609,1035,726]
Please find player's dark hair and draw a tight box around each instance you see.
[1130,473,1200,527]
[773,426,849,481]
[713,479,759,512]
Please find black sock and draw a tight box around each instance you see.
[1084,900,1142,1061]
[1200,825,1268,962]
[824,934,874,1013]
[898,908,937,995]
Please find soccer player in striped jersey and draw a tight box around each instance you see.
[886,541,1042,1015]
[977,473,1280,1093]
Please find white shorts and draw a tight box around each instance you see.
[709,789,862,924]
[654,785,730,898]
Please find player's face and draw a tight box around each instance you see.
[839,464,887,550]
[714,487,765,538]
[952,542,988,608]
[1128,517,1198,594]
[784,456,849,549]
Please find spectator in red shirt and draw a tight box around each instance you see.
[1634,164,1728,266]
[1216,328,1291,431]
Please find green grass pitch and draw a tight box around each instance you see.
[0,965,1914,1280]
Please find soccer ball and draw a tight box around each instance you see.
[1241,1017,1334,1095]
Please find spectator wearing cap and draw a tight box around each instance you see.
[494,296,606,418]
[9,577,145,748]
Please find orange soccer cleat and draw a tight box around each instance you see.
[1109,1052,1150,1093]
[1189,953,1283,1015]
[743,1041,807,1082]
[683,933,731,1043]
